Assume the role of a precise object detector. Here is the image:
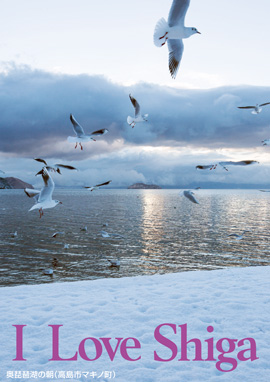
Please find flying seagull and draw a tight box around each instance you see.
[34,158,78,175]
[180,190,199,204]
[196,160,259,172]
[262,139,270,146]
[0,170,5,174]
[153,0,201,79]
[228,230,249,240]
[24,168,62,218]
[238,103,270,114]
[127,94,148,128]
[84,180,112,192]
[68,114,96,150]
[51,231,65,238]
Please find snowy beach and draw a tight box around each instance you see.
[1,266,269,382]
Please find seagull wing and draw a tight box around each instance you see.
[91,129,108,135]
[24,188,40,203]
[168,39,184,79]
[228,233,239,237]
[196,164,214,170]
[259,102,270,107]
[168,0,190,27]
[183,190,199,204]
[95,180,112,187]
[34,158,47,166]
[237,106,255,109]
[38,168,54,203]
[129,94,140,117]
[219,160,258,167]
[54,164,78,171]
[70,114,85,137]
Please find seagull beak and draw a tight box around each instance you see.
[59,202,63,204]
[197,31,201,34]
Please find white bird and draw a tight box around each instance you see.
[101,230,110,238]
[127,94,148,128]
[228,230,249,240]
[68,114,96,150]
[259,189,270,192]
[24,168,62,218]
[196,160,259,172]
[84,180,112,192]
[180,190,199,204]
[11,231,18,238]
[101,230,124,239]
[154,0,201,79]
[80,226,87,232]
[51,231,65,238]
[42,268,54,275]
[64,243,70,249]
[107,258,120,267]
[262,139,270,146]
[238,102,270,114]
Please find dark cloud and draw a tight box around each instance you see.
[1,64,270,187]
[1,64,270,160]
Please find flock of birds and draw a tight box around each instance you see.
[3,0,270,276]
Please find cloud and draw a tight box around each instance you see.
[1,64,270,187]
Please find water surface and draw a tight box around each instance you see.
[1,189,269,287]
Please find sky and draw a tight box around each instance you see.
[1,0,270,188]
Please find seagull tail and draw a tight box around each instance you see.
[127,116,134,125]
[153,18,169,47]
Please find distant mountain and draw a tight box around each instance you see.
[128,182,161,189]
[0,177,33,189]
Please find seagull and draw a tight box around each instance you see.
[84,180,112,192]
[228,230,249,240]
[259,189,270,192]
[262,139,270,146]
[24,168,62,218]
[101,230,124,239]
[11,231,18,238]
[42,268,54,275]
[107,258,120,267]
[34,158,78,175]
[68,114,96,150]
[0,170,5,174]
[196,160,259,171]
[127,94,148,128]
[51,231,65,238]
[80,226,87,232]
[101,230,110,238]
[153,0,201,79]
[64,243,70,249]
[238,103,270,114]
[180,190,199,204]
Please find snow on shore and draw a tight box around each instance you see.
[0,266,269,382]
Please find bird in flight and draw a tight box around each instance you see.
[153,0,201,79]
